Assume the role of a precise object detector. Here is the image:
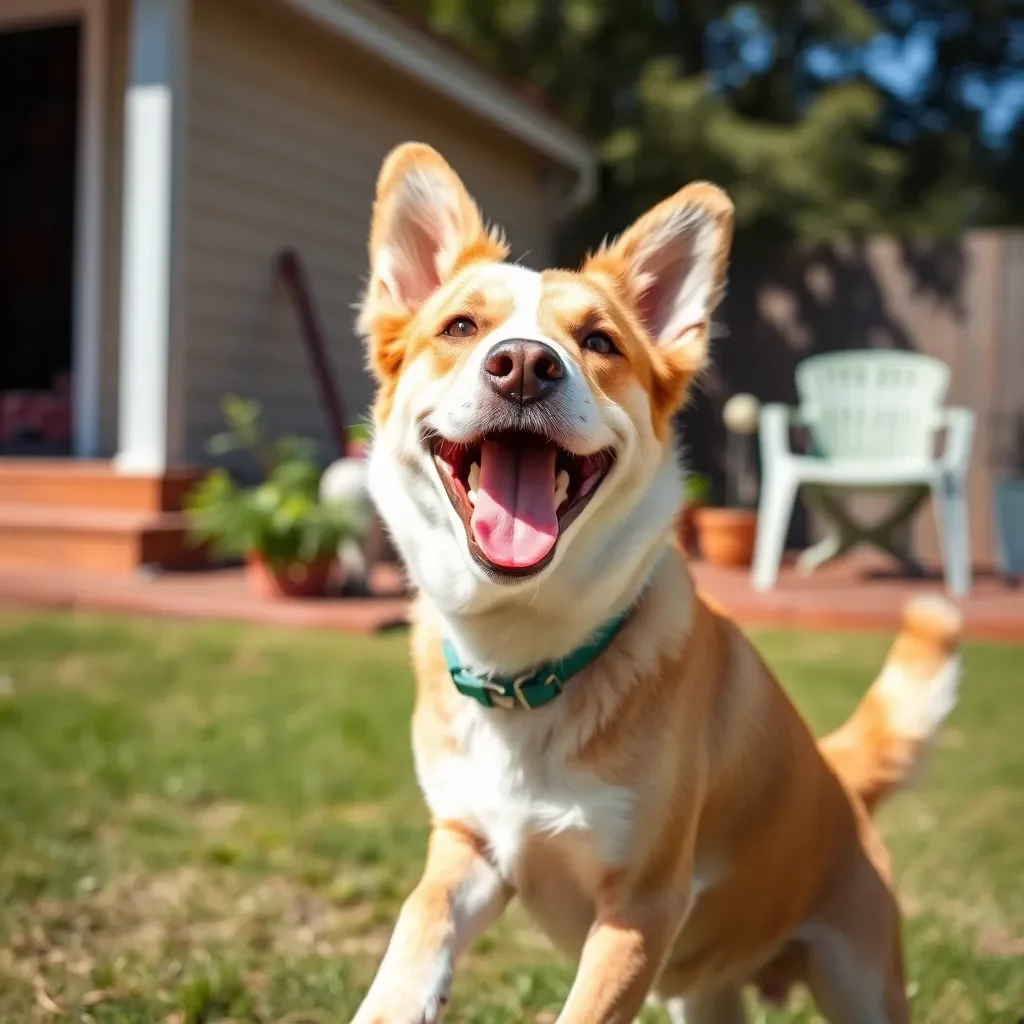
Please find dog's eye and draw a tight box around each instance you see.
[442,317,478,339]
[582,331,618,355]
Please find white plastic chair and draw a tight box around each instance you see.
[752,350,975,596]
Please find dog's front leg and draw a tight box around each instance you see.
[555,886,690,1024]
[351,823,512,1024]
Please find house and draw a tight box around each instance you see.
[0,0,592,573]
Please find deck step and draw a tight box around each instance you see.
[0,459,201,511]
[0,502,205,575]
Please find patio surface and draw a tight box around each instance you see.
[0,564,410,634]
[0,553,1020,640]
[692,554,1023,641]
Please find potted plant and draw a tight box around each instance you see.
[345,421,372,459]
[694,393,760,568]
[677,472,711,557]
[185,396,366,599]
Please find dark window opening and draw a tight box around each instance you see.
[0,22,80,455]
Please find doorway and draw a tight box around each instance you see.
[0,22,80,454]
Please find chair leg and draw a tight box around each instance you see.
[796,485,847,574]
[797,529,843,574]
[752,472,798,591]
[932,476,972,597]
[864,486,930,577]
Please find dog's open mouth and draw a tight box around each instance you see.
[431,430,614,576]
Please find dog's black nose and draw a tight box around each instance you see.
[483,339,564,404]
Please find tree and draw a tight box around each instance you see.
[389,0,1024,249]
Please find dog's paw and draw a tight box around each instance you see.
[351,993,447,1024]
[350,962,451,1024]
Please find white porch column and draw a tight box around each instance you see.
[115,0,188,474]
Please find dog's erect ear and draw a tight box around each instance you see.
[358,144,506,351]
[585,182,733,413]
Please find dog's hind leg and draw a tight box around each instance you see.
[803,923,909,1024]
[661,987,747,1024]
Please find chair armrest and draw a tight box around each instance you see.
[939,407,975,474]
[759,403,800,462]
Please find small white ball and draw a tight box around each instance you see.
[723,393,761,435]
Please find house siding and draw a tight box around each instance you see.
[182,0,555,464]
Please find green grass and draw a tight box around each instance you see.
[0,611,1021,1023]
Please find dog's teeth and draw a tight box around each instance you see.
[468,462,480,492]
[554,469,570,508]
[578,471,600,498]
[467,489,477,506]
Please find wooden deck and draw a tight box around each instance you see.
[0,564,409,634]
[0,554,1020,641]
[692,554,1023,642]
[0,460,204,575]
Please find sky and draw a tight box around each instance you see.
[709,5,1024,148]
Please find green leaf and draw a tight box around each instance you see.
[345,422,372,444]
[684,473,712,505]
[206,432,243,457]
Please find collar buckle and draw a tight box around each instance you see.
[482,677,517,711]
[511,675,534,710]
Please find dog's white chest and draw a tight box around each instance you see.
[415,704,634,878]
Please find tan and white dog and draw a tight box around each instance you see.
[351,142,961,1023]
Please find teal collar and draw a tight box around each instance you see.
[442,612,630,711]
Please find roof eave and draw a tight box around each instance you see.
[282,0,596,212]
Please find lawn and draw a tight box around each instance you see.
[0,611,1021,1023]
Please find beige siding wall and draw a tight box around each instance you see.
[183,0,555,464]
[97,0,128,455]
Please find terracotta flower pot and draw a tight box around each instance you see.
[245,551,335,599]
[693,508,758,568]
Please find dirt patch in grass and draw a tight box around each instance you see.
[2,866,392,1021]
[35,867,386,959]
[975,925,1024,959]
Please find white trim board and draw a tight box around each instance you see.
[283,0,596,211]
[0,0,107,457]
[114,0,190,475]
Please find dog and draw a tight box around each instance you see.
[351,142,961,1023]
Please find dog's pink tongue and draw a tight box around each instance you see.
[471,441,558,569]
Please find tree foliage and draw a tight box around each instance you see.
[391,0,1024,246]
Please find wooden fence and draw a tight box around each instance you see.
[682,229,1024,568]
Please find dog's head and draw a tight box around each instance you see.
[359,143,733,628]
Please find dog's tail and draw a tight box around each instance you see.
[819,595,962,815]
